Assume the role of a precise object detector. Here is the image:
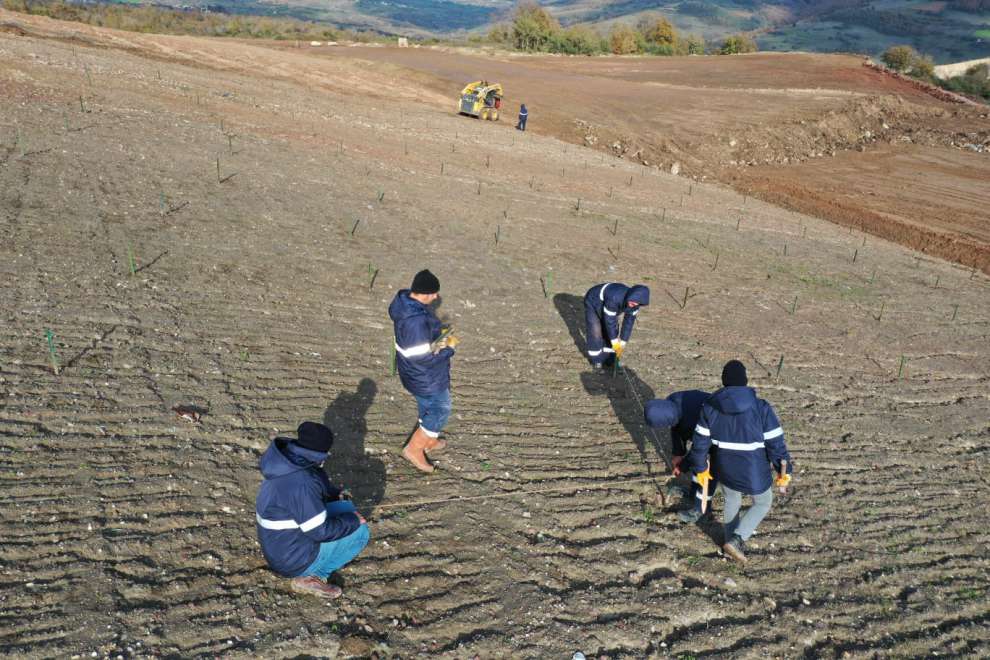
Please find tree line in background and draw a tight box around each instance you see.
[882,45,990,101]
[486,2,756,56]
[0,0,381,42]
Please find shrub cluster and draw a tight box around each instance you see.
[488,3,725,56]
[882,45,990,102]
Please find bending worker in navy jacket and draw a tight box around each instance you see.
[644,389,714,523]
[389,269,458,473]
[255,422,370,599]
[687,360,793,563]
[583,282,650,368]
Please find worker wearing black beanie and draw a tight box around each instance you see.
[388,269,459,474]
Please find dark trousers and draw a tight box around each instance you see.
[517,115,527,131]
[583,301,614,365]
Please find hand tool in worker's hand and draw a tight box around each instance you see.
[698,460,712,514]
[775,459,791,495]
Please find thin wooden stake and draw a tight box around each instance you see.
[736,217,741,231]
[775,355,784,380]
[350,218,361,236]
[853,248,858,263]
[790,295,797,315]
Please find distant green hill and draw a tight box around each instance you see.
[140,0,990,62]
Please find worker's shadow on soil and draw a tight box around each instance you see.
[553,293,670,482]
[322,378,386,518]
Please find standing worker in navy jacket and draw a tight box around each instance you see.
[389,269,459,473]
[255,422,370,599]
[686,360,793,563]
[644,389,715,522]
[516,103,528,131]
[583,282,650,368]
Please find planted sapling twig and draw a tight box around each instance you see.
[378,191,385,203]
[159,191,166,218]
[897,355,907,379]
[540,272,553,298]
[127,244,137,277]
[45,329,60,375]
[368,263,379,291]
[789,295,797,315]
[389,342,397,376]
[775,355,784,380]
[875,300,885,321]
[736,217,741,231]
[350,218,361,236]
[711,250,720,271]
[494,224,500,246]
[951,304,958,321]
[852,248,858,263]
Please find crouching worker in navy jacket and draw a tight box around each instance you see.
[255,422,370,599]
[389,269,458,474]
[583,282,650,368]
[644,389,714,523]
[686,360,793,563]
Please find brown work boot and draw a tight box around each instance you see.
[723,534,748,564]
[290,575,343,599]
[425,435,447,456]
[402,428,435,473]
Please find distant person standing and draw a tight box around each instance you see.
[255,422,370,599]
[388,270,459,473]
[686,360,793,563]
[583,282,650,368]
[516,103,528,131]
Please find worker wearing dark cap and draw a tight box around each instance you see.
[255,422,370,599]
[388,269,459,473]
[686,360,793,563]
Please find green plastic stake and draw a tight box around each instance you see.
[159,191,166,218]
[45,329,60,375]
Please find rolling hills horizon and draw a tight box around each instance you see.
[125,0,990,63]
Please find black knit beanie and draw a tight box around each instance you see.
[295,421,334,452]
[721,360,748,387]
[411,269,440,294]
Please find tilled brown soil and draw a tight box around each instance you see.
[327,45,990,274]
[1,12,989,659]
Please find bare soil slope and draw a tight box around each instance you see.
[2,12,989,659]
[332,45,990,273]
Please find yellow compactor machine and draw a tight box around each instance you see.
[458,81,503,120]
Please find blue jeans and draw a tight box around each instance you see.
[723,485,773,541]
[415,389,451,437]
[300,501,370,579]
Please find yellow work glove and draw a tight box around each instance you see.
[695,467,712,490]
[445,335,460,349]
[611,340,625,361]
[775,471,792,491]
